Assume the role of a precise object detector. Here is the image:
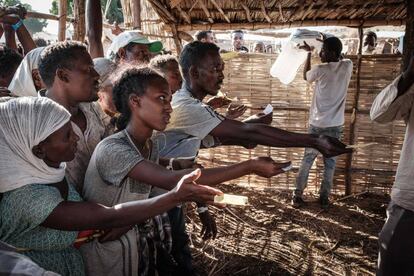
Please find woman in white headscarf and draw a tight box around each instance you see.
[8,47,45,97]
[0,97,221,276]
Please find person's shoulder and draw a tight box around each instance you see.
[172,89,202,110]
[340,59,353,65]
[97,131,128,149]
[2,184,60,203]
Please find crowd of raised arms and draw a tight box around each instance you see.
[0,2,411,276]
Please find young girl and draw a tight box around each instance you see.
[81,67,290,275]
[0,97,221,276]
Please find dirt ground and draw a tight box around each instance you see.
[186,184,389,276]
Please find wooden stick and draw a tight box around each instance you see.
[148,0,177,23]
[172,19,404,31]
[333,191,368,203]
[210,0,230,23]
[27,11,74,22]
[176,5,191,24]
[58,0,67,41]
[73,0,86,42]
[240,3,252,23]
[199,0,214,24]
[260,2,272,23]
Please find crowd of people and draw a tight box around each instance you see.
[0,2,411,276]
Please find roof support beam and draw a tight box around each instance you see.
[240,3,252,23]
[260,2,272,23]
[176,5,191,24]
[171,19,404,32]
[210,0,230,23]
[199,0,214,24]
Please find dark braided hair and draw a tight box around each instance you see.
[39,41,87,87]
[112,66,167,130]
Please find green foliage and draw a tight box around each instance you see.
[50,0,123,23]
[50,0,73,16]
[0,0,48,34]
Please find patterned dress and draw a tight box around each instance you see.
[0,183,84,276]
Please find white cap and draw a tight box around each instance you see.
[106,31,163,61]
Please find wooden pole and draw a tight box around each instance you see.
[58,0,67,41]
[403,0,414,69]
[171,19,404,32]
[131,0,141,29]
[345,26,364,195]
[73,0,86,42]
[170,24,182,54]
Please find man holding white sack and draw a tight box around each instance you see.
[293,36,353,209]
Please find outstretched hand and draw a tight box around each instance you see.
[173,169,224,207]
[250,157,292,178]
[243,112,273,125]
[315,135,352,158]
[206,95,232,109]
[226,103,247,119]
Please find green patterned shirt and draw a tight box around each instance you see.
[0,183,84,276]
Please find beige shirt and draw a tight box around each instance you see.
[370,75,414,212]
[66,102,106,193]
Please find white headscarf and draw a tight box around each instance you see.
[0,97,71,193]
[8,47,45,97]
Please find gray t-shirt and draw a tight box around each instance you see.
[155,86,224,159]
[81,130,159,276]
[83,130,159,205]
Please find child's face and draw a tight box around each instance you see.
[164,61,182,94]
[133,79,172,131]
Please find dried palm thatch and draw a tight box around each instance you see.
[197,53,403,195]
[147,0,406,31]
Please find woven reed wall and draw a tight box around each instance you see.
[198,53,404,195]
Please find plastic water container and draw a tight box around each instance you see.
[270,29,324,85]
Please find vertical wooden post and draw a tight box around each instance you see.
[73,0,86,42]
[344,26,364,195]
[403,0,414,70]
[58,0,67,41]
[131,0,141,29]
[171,24,182,54]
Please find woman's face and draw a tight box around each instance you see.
[34,122,79,168]
[131,79,172,131]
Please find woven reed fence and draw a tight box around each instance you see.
[198,53,404,195]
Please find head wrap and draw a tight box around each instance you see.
[8,47,45,97]
[0,97,71,193]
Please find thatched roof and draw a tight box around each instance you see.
[148,0,406,31]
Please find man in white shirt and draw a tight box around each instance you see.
[293,37,353,209]
[370,55,414,276]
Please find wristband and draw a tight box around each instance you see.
[166,158,174,170]
[196,206,208,214]
[11,19,23,31]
